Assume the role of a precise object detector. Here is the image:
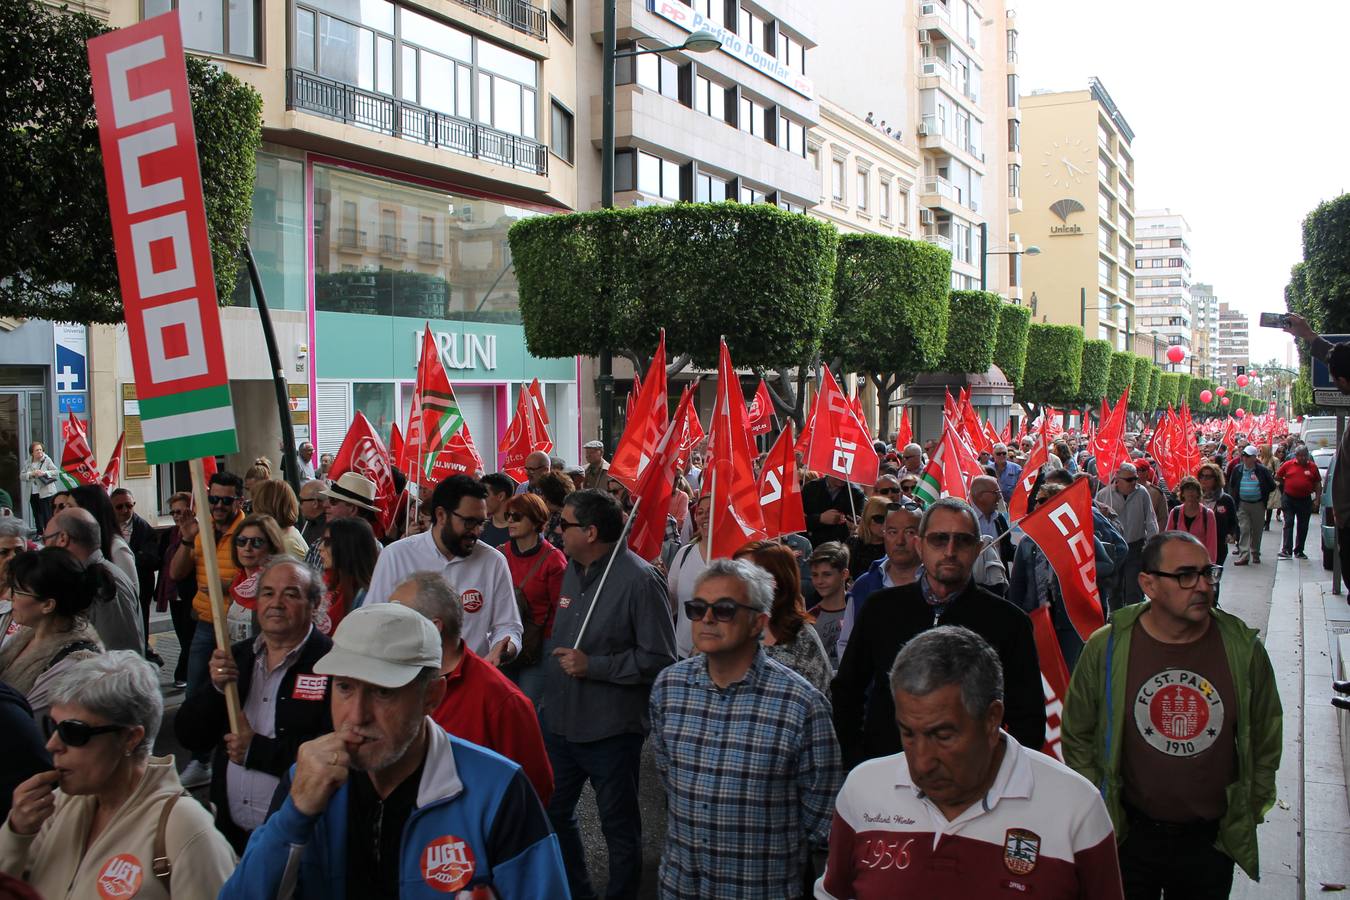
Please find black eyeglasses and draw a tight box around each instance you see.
[450,510,487,531]
[1147,565,1222,589]
[505,512,529,523]
[684,599,759,622]
[923,531,981,551]
[876,487,900,496]
[235,535,269,550]
[43,715,124,747]
[557,520,585,532]
[207,495,238,506]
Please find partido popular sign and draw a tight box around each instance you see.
[87,14,238,464]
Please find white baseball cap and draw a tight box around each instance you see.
[313,604,441,688]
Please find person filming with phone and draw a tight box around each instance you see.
[1283,313,1350,575]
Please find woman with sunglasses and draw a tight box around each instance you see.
[0,548,109,721]
[225,515,287,645]
[156,493,197,689]
[316,516,380,635]
[498,493,566,704]
[0,651,236,898]
[846,496,890,580]
[1196,462,1237,568]
[732,540,833,697]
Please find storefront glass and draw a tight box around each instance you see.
[231,152,307,310]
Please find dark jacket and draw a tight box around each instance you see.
[1228,460,1277,505]
[175,628,333,851]
[801,477,867,548]
[830,579,1046,768]
[0,683,50,823]
[125,513,161,606]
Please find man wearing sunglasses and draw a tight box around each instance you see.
[649,558,841,899]
[1062,532,1282,898]
[366,475,521,668]
[835,501,922,663]
[870,474,901,499]
[1094,463,1159,610]
[990,443,1022,503]
[832,497,1045,769]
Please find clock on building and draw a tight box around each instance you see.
[1042,136,1094,189]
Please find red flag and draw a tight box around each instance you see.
[794,395,817,458]
[610,333,668,491]
[706,341,768,558]
[943,390,961,431]
[747,379,775,437]
[1008,433,1049,521]
[499,384,553,481]
[961,393,991,455]
[983,420,1001,455]
[201,455,218,479]
[60,413,101,486]
[895,406,912,451]
[676,386,704,470]
[757,422,806,540]
[848,394,874,443]
[1090,387,1130,482]
[1030,606,1072,761]
[415,326,467,468]
[937,422,979,501]
[423,417,486,484]
[1016,416,1028,444]
[806,368,880,486]
[628,390,693,561]
[1017,479,1105,643]
[99,432,125,490]
[999,419,1011,444]
[528,378,550,426]
[400,392,424,475]
[389,423,404,472]
[329,412,398,532]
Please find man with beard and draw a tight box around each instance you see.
[365,475,522,667]
[831,497,1045,769]
[220,603,568,898]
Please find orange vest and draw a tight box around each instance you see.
[192,510,243,622]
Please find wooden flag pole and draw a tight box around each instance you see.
[189,457,242,734]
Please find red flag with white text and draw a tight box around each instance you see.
[676,386,704,470]
[99,432,125,490]
[1030,605,1071,761]
[757,422,806,540]
[1090,387,1130,482]
[499,385,553,481]
[747,379,774,437]
[1017,479,1105,642]
[806,368,879,486]
[706,341,768,557]
[610,333,668,491]
[848,394,874,443]
[60,412,100,487]
[627,389,692,561]
[1008,432,1049,521]
[329,413,397,532]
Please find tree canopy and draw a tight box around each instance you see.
[1077,339,1112,408]
[992,302,1032,388]
[1020,323,1084,407]
[937,290,1002,374]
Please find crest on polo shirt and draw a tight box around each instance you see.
[421,835,475,892]
[96,853,144,899]
[1133,668,1225,757]
[1003,828,1040,875]
[461,589,484,613]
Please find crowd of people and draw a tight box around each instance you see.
[0,314,1342,898]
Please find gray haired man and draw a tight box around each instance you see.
[1094,463,1158,609]
[42,508,143,654]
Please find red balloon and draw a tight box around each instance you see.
[1216,386,1227,397]
[1236,374,1249,387]
[1234,408,1246,418]
[1221,397,1231,406]
[1199,390,1214,404]
[1166,345,1186,364]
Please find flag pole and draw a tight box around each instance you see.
[573,495,642,649]
[706,465,716,560]
[189,457,241,734]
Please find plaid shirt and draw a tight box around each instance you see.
[650,648,842,899]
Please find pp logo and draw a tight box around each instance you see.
[96,853,144,900]
[421,835,476,892]
[461,589,484,613]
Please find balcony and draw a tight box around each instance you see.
[917,115,986,169]
[336,228,367,253]
[921,230,953,253]
[418,240,444,262]
[379,234,407,258]
[450,0,547,40]
[917,1,966,50]
[287,70,548,176]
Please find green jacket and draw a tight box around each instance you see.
[1061,601,1282,880]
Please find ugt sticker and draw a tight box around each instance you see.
[292,674,328,701]
[421,835,476,892]
[97,853,144,899]
[1003,828,1040,875]
[461,589,484,613]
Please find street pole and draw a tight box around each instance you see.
[1080,286,1086,328]
[979,221,987,291]
[243,242,301,496]
[597,0,617,455]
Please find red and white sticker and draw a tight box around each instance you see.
[4,619,18,637]
[292,674,328,701]
[558,595,572,610]
[461,589,483,614]
[1134,668,1225,757]
[96,853,144,900]
[421,835,476,893]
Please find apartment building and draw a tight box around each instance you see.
[77,0,582,510]
[1020,78,1136,350]
[1134,208,1193,366]
[1191,282,1219,379]
[1216,301,1251,378]
[807,101,920,238]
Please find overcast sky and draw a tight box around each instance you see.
[1014,0,1350,370]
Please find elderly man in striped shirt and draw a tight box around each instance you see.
[650,557,842,900]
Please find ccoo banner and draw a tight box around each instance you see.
[87,13,237,464]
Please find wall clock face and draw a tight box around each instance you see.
[1042,136,1094,189]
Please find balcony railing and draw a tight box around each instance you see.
[922,231,953,252]
[379,234,407,257]
[287,69,548,176]
[336,227,367,251]
[418,240,444,261]
[450,0,547,40]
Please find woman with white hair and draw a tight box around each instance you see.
[0,651,236,899]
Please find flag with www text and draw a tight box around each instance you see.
[59,412,100,488]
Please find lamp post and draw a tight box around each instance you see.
[1080,286,1124,328]
[977,221,1039,292]
[597,13,721,453]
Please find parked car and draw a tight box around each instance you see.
[1313,446,1335,481]
[1322,453,1338,570]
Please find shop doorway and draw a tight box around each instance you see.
[0,387,49,524]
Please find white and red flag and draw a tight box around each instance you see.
[747,379,775,437]
[757,422,806,540]
[329,412,398,532]
[1089,387,1130,482]
[499,382,552,482]
[1007,431,1049,521]
[627,389,693,562]
[99,432,126,490]
[610,333,668,491]
[1016,478,1105,643]
[806,367,879,487]
[60,412,101,488]
[675,385,704,470]
[1030,605,1072,761]
[705,341,768,558]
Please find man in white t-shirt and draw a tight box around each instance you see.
[665,494,711,660]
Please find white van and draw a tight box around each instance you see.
[1301,416,1340,453]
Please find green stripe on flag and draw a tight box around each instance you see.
[144,429,239,465]
[137,385,234,420]
[914,461,942,506]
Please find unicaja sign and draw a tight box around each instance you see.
[1048,199,1085,236]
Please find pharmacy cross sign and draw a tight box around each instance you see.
[86,13,237,464]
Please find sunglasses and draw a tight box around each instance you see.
[875,487,900,496]
[207,495,238,506]
[234,535,269,550]
[885,500,923,513]
[923,531,981,551]
[505,512,530,523]
[869,514,887,525]
[557,520,585,531]
[43,715,124,747]
[113,503,134,511]
[684,599,759,622]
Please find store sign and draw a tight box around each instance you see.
[58,393,87,414]
[53,323,88,392]
[1048,198,1085,236]
[651,0,815,100]
[1312,335,1350,407]
[415,331,498,373]
[87,13,238,464]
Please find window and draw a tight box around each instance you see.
[739,185,766,204]
[550,100,573,163]
[856,169,869,212]
[1007,118,1019,152]
[831,159,845,202]
[549,0,571,37]
[636,49,681,100]
[145,0,261,60]
[879,180,891,220]
[694,76,726,122]
[696,171,730,202]
[1008,163,1020,198]
[738,6,761,45]
[1006,72,1019,107]
[739,97,766,138]
[776,33,804,74]
[694,0,723,25]
[896,189,909,225]
[631,150,683,201]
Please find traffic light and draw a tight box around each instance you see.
[1235,365,1245,376]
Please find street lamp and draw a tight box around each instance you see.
[977,221,1039,292]
[1081,289,1124,328]
[596,13,722,453]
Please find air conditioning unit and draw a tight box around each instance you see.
[918,29,931,44]
[920,209,936,226]
[917,122,930,136]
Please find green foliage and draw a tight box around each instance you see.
[1176,374,1192,410]
[510,203,839,369]
[1128,357,1151,412]
[1019,324,1084,406]
[0,0,262,322]
[1077,339,1111,407]
[1157,372,1180,410]
[992,302,1032,388]
[827,234,952,378]
[1293,369,1316,415]
[1145,365,1162,413]
[938,291,1002,374]
[1106,351,1135,402]
[1298,194,1350,334]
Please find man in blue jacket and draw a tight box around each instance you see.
[221,602,567,899]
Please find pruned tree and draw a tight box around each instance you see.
[1018,323,1084,423]
[938,290,1002,374]
[1105,351,1135,404]
[993,302,1032,389]
[1076,339,1112,414]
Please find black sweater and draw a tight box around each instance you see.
[830,579,1046,769]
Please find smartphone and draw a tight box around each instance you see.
[1259,312,1291,329]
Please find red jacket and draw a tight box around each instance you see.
[430,644,554,805]
[1276,457,1321,499]
[499,539,567,638]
